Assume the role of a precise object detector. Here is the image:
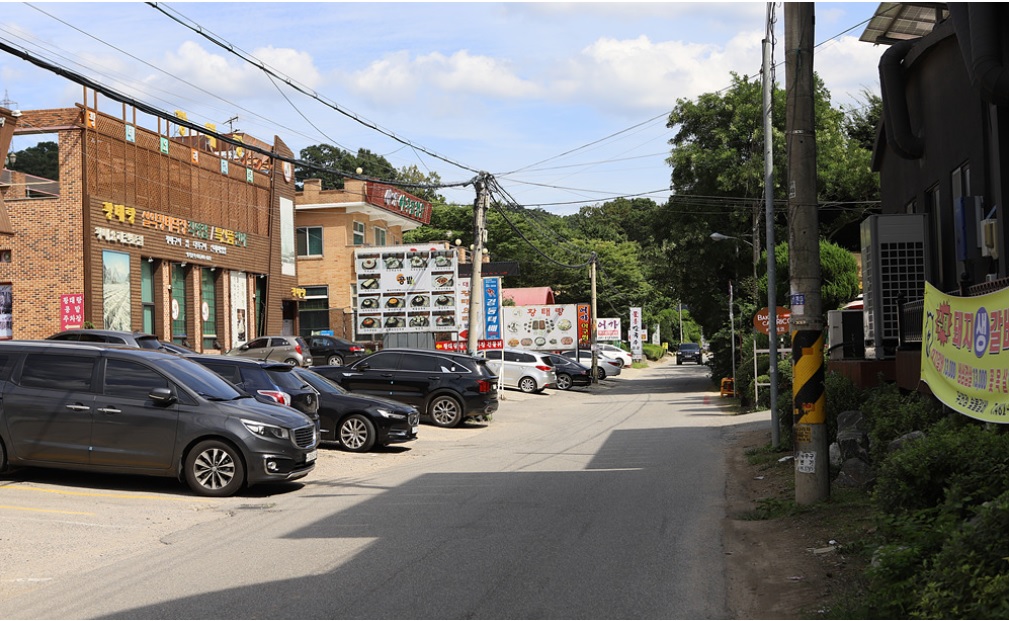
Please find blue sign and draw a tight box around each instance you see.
[484,277,501,340]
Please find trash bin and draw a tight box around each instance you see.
[720,377,735,397]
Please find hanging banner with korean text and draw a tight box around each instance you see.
[921,281,1009,423]
[629,307,643,360]
[596,318,621,341]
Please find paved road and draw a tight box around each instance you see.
[1,357,768,619]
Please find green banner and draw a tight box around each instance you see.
[922,282,1009,423]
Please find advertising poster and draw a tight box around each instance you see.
[102,250,131,331]
[597,318,621,341]
[0,284,11,339]
[503,304,578,351]
[484,277,501,340]
[921,281,1009,423]
[355,245,459,335]
[60,293,84,331]
[577,304,592,348]
[629,307,643,360]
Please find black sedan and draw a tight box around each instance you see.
[545,353,593,390]
[292,367,419,452]
[306,334,367,366]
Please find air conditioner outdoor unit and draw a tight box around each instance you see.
[860,214,928,360]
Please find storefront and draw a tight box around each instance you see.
[0,96,303,348]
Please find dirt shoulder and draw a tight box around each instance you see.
[723,426,866,619]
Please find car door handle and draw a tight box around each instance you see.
[97,407,122,414]
[65,404,91,412]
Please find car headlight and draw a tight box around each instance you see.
[242,419,290,440]
[375,408,408,420]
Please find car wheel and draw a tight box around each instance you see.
[677,359,683,365]
[338,414,376,452]
[595,367,606,380]
[518,376,538,393]
[327,354,344,366]
[428,395,463,428]
[0,438,7,473]
[185,440,245,497]
[284,358,298,366]
[556,373,572,390]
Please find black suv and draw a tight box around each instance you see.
[187,355,320,425]
[312,348,499,428]
[0,341,317,497]
[305,335,367,366]
[676,343,703,365]
[293,367,419,452]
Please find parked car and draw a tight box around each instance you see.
[311,348,499,428]
[291,367,419,452]
[562,350,623,379]
[305,334,367,366]
[0,341,318,497]
[597,343,633,367]
[47,329,165,350]
[187,355,320,424]
[544,353,593,390]
[226,335,313,367]
[477,348,557,393]
[676,342,703,365]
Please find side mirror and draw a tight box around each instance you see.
[149,387,177,405]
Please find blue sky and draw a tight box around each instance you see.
[0,1,884,212]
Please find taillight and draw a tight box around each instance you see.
[258,389,290,405]
[477,380,491,393]
[350,345,364,352]
[535,365,552,372]
[295,343,303,354]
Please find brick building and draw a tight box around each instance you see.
[294,178,432,340]
[0,97,303,350]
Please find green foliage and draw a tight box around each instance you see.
[295,145,398,190]
[9,140,59,181]
[641,342,665,361]
[860,383,950,465]
[765,240,861,313]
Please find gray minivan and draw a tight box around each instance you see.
[0,341,318,497]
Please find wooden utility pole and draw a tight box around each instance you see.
[785,3,828,504]
[467,174,489,356]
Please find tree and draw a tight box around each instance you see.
[397,164,445,204]
[9,141,59,181]
[295,145,399,190]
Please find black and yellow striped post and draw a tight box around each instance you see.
[792,327,829,504]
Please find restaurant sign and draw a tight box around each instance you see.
[365,183,432,224]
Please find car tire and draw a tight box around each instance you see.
[428,395,463,428]
[556,373,573,390]
[0,438,7,474]
[284,358,298,366]
[518,376,538,393]
[677,359,683,365]
[327,354,344,366]
[338,414,376,452]
[184,440,245,497]
[595,367,606,380]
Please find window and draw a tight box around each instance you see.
[104,359,169,400]
[353,221,365,245]
[201,268,217,350]
[299,286,330,337]
[374,226,387,246]
[141,259,155,334]
[296,226,323,257]
[21,354,95,390]
[171,263,188,346]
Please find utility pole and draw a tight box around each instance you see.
[763,4,781,449]
[590,253,599,383]
[467,174,489,356]
[785,3,828,504]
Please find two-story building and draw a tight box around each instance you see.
[0,94,303,349]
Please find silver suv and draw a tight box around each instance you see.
[479,348,557,393]
[227,336,313,367]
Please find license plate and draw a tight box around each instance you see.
[305,449,317,462]
[411,426,418,434]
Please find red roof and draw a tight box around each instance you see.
[502,287,555,306]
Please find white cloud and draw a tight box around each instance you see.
[345,49,540,107]
[813,35,885,108]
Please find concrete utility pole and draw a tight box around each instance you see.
[467,174,489,356]
[763,5,780,449]
[590,253,599,383]
[785,3,828,504]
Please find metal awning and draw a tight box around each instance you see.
[859,2,949,46]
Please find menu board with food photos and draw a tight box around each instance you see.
[502,304,579,351]
[355,246,460,334]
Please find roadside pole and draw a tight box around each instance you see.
[467,174,489,356]
[785,3,828,504]
[763,8,781,449]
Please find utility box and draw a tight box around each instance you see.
[860,214,928,360]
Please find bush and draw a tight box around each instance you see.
[861,384,951,465]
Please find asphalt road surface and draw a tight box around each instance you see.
[1,357,768,619]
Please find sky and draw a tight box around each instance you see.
[0,1,886,213]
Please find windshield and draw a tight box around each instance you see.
[680,344,700,351]
[266,368,311,390]
[294,368,348,394]
[158,357,245,400]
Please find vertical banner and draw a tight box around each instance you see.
[577,304,592,348]
[230,271,248,348]
[921,281,1009,423]
[629,307,643,360]
[0,284,11,339]
[484,277,501,340]
[279,197,296,276]
[60,293,84,331]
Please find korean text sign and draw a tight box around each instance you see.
[921,281,1009,423]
